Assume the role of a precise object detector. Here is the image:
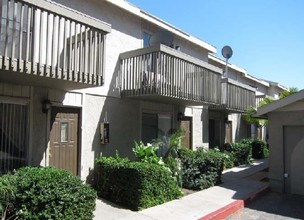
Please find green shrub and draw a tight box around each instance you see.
[0,173,17,219]
[263,145,269,158]
[252,140,268,159]
[0,167,96,220]
[230,142,252,166]
[163,156,182,187]
[222,151,235,169]
[94,156,182,211]
[133,141,163,165]
[179,148,225,190]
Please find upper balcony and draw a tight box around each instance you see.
[0,0,111,90]
[119,45,222,106]
[210,78,256,113]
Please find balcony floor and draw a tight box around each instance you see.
[0,70,101,90]
[121,90,219,106]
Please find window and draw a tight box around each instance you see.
[141,113,172,143]
[141,112,173,156]
[60,122,69,142]
[143,31,152,48]
[0,102,29,174]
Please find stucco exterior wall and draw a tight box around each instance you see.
[81,95,140,178]
[173,36,209,62]
[52,0,211,97]
[268,110,304,193]
[192,108,203,149]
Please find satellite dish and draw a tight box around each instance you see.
[221,45,233,59]
[149,30,174,47]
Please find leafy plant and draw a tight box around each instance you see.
[244,106,268,127]
[163,156,182,187]
[221,151,235,169]
[94,156,182,210]
[0,174,17,220]
[280,87,298,99]
[0,167,97,220]
[133,131,184,187]
[133,141,163,165]
[251,140,268,159]
[179,148,225,190]
[153,129,183,158]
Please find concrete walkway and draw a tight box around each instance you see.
[93,159,269,220]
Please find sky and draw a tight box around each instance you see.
[128,0,304,90]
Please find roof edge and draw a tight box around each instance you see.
[255,89,304,117]
[106,0,217,53]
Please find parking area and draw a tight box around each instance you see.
[227,192,304,220]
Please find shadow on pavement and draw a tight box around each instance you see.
[246,192,304,219]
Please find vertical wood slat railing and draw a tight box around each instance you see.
[0,0,106,86]
[120,45,222,105]
[221,78,256,112]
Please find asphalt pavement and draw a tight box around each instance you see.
[226,192,304,220]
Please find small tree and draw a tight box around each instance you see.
[244,86,298,138]
[279,87,298,99]
[244,105,268,128]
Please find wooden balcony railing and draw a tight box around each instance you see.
[0,0,111,87]
[218,78,256,112]
[119,45,222,105]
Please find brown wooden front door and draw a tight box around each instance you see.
[49,107,79,175]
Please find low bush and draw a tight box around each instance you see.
[221,139,252,166]
[0,173,17,219]
[230,141,252,166]
[0,167,96,220]
[221,151,235,169]
[251,140,268,159]
[94,156,182,211]
[179,148,225,190]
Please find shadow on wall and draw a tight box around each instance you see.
[32,87,51,167]
[235,115,251,141]
[202,108,209,146]
[90,60,140,161]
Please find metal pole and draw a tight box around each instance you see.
[225,58,228,78]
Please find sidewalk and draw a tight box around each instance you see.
[93,159,269,220]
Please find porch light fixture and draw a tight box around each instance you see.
[42,99,52,114]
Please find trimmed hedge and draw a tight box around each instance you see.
[0,167,96,220]
[231,141,252,166]
[221,139,269,167]
[251,140,268,159]
[94,157,182,211]
[179,148,225,190]
[221,140,252,166]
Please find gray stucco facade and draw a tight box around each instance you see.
[0,0,288,180]
[256,91,304,195]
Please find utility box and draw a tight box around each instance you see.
[100,122,109,144]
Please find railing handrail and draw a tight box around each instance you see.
[20,0,111,33]
[120,44,223,74]
[221,78,256,92]
[0,0,107,86]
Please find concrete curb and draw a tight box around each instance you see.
[199,185,270,220]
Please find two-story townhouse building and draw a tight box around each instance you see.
[0,0,282,179]
[208,54,288,145]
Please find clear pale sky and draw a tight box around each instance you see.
[128,0,304,90]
